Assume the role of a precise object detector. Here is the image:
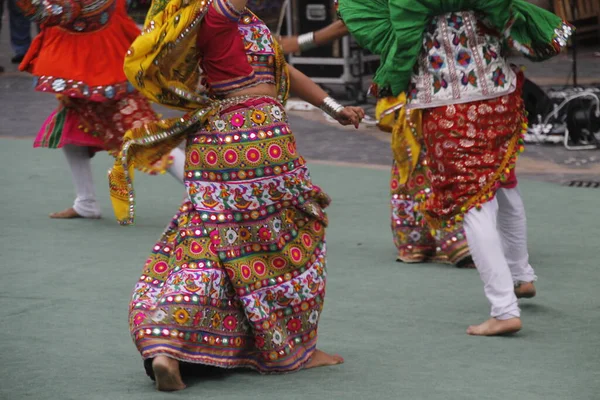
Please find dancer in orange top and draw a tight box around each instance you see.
[17,0,186,219]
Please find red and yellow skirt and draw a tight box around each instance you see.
[420,83,525,229]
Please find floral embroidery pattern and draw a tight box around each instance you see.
[408,11,517,109]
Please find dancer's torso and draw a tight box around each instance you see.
[407,11,517,110]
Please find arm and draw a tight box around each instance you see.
[280,20,349,54]
[288,64,364,128]
[16,0,82,27]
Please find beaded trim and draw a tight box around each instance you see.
[114,95,280,225]
[35,75,134,101]
[505,20,574,61]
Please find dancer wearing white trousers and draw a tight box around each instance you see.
[55,145,186,219]
[337,0,572,337]
[463,186,537,335]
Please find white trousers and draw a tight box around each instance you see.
[463,186,537,320]
[62,145,186,218]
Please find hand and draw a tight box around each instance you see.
[278,35,300,54]
[336,106,365,129]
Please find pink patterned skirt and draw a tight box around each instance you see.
[34,92,158,155]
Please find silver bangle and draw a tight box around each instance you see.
[319,96,344,119]
[298,32,317,52]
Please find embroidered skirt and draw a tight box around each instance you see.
[129,97,330,373]
[390,150,469,265]
[420,84,525,229]
[34,92,158,155]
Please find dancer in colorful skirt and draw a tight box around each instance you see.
[16,0,186,219]
[110,0,364,390]
[278,19,472,266]
[338,0,572,335]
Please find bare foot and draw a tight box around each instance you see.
[466,317,522,336]
[49,207,100,219]
[304,349,344,369]
[152,356,186,392]
[515,282,536,299]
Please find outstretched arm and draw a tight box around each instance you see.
[280,20,349,54]
[288,64,364,128]
[16,0,83,26]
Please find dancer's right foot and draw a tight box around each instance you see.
[49,207,100,219]
[466,317,522,336]
[515,282,536,299]
[152,356,186,392]
[304,349,344,369]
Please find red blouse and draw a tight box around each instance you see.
[197,0,277,96]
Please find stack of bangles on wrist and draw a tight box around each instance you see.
[319,96,344,119]
[298,32,317,52]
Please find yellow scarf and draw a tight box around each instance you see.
[375,93,422,185]
[109,0,289,224]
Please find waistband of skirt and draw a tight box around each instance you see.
[213,95,282,112]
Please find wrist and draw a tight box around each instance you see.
[319,96,344,119]
[298,32,317,52]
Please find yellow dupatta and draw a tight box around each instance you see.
[109,0,289,224]
[375,93,422,185]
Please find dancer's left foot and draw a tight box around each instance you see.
[50,208,84,219]
[515,282,536,299]
[304,349,344,369]
[466,317,522,336]
[152,356,186,392]
[49,207,101,219]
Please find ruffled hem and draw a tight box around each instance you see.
[137,341,316,375]
[20,9,140,101]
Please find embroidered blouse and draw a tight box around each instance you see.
[197,0,277,97]
[406,11,517,110]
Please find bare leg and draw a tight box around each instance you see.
[152,356,186,392]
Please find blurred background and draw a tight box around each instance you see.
[1,0,600,180]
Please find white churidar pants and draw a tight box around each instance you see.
[62,145,186,218]
[463,186,537,320]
